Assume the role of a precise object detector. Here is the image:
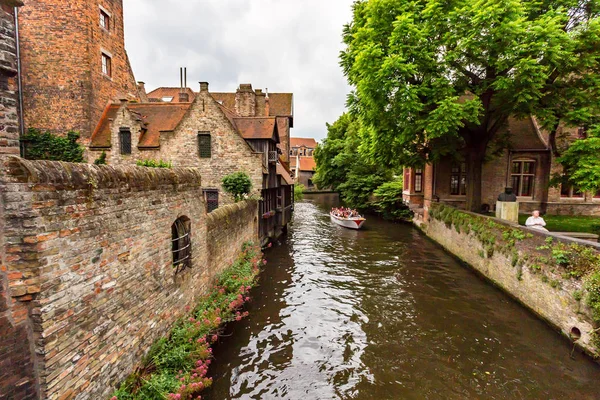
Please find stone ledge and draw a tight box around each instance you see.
[0,156,202,190]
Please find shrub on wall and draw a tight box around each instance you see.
[136,159,172,168]
[21,128,84,162]
[222,172,252,202]
[371,179,412,221]
[94,151,107,165]
[294,184,305,201]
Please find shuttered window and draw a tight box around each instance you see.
[198,133,211,158]
[119,128,131,155]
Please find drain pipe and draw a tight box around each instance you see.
[14,6,25,156]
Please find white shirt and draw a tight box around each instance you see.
[526,216,547,230]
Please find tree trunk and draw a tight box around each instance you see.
[465,145,486,212]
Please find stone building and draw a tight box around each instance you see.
[289,137,317,188]
[89,82,294,242]
[148,83,294,166]
[402,116,600,216]
[17,0,145,143]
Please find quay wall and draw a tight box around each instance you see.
[0,157,258,399]
[416,205,600,357]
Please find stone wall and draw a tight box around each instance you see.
[418,207,600,357]
[0,157,258,399]
[18,0,140,142]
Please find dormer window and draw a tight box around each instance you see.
[119,127,131,155]
[100,8,110,31]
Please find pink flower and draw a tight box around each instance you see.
[185,305,191,312]
[110,397,118,400]
[268,242,272,248]
[245,296,251,302]
[263,259,267,265]
[219,288,225,294]
[212,334,218,342]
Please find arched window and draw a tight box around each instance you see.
[172,216,191,274]
[511,160,536,197]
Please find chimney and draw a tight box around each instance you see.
[199,82,209,92]
[235,83,256,117]
[137,81,146,93]
[179,91,190,102]
[255,89,266,116]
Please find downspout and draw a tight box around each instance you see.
[14,7,25,156]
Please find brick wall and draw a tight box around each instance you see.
[0,157,258,399]
[18,0,140,143]
[0,3,21,156]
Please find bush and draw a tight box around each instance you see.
[294,184,305,201]
[371,179,412,221]
[222,172,253,202]
[136,159,172,168]
[94,151,107,165]
[21,128,84,162]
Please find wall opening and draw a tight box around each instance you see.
[172,216,191,274]
[570,327,582,341]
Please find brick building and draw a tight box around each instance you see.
[89,82,294,242]
[403,116,600,216]
[289,137,317,188]
[17,0,145,143]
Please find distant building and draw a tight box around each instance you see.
[90,82,294,242]
[289,137,317,189]
[403,116,600,215]
[17,0,145,143]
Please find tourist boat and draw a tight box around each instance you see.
[330,211,366,230]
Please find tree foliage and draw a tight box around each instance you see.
[556,129,600,192]
[22,128,84,163]
[372,179,413,220]
[313,114,395,209]
[222,172,253,202]
[341,0,600,210]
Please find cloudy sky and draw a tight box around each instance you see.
[123,0,355,141]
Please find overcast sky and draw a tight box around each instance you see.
[123,0,354,141]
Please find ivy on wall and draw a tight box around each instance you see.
[21,128,85,163]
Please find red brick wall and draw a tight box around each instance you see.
[18,0,139,143]
[0,157,258,399]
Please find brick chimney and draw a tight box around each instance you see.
[179,90,190,102]
[255,89,267,116]
[235,83,256,117]
[199,82,209,92]
[137,81,149,102]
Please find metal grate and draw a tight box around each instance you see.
[204,189,219,213]
[198,133,211,158]
[119,128,131,155]
[172,217,191,274]
[268,150,278,163]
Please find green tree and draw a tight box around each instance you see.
[341,0,600,211]
[314,114,394,209]
[222,172,253,202]
[556,128,600,192]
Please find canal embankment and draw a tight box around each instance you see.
[416,203,600,358]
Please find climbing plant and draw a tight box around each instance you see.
[21,128,85,163]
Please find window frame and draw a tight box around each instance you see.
[450,162,467,196]
[119,127,131,155]
[99,8,110,31]
[414,167,423,193]
[203,189,219,213]
[560,175,584,198]
[101,52,112,77]
[172,216,191,274]
[510,159,536,198]
[197,132,211,158]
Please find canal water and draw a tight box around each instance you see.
[205,195,600,399]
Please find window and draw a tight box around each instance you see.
[560,175,583,198]
[119,127,131,155]
[308,179,314,188]
[414,167,423,193]
[172,216,191,274]
[577,126,588,139]
[101,53,111,77]
[511,160,536,197]
[203,189,219,212]
[198,133,211,158]
[450,163,467,195]
[99,9,110,30]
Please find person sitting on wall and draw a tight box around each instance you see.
[497,187,517,202]
[525,210,548,231]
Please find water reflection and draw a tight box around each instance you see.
[206,197,600,400]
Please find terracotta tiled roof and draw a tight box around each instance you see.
[147,87,196,103]
[90,103,191,148]
[210,92,293,117]
[277,163,293,185]
[233,117,279,141]
[298,156,316,172]
[291,137,317,148]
